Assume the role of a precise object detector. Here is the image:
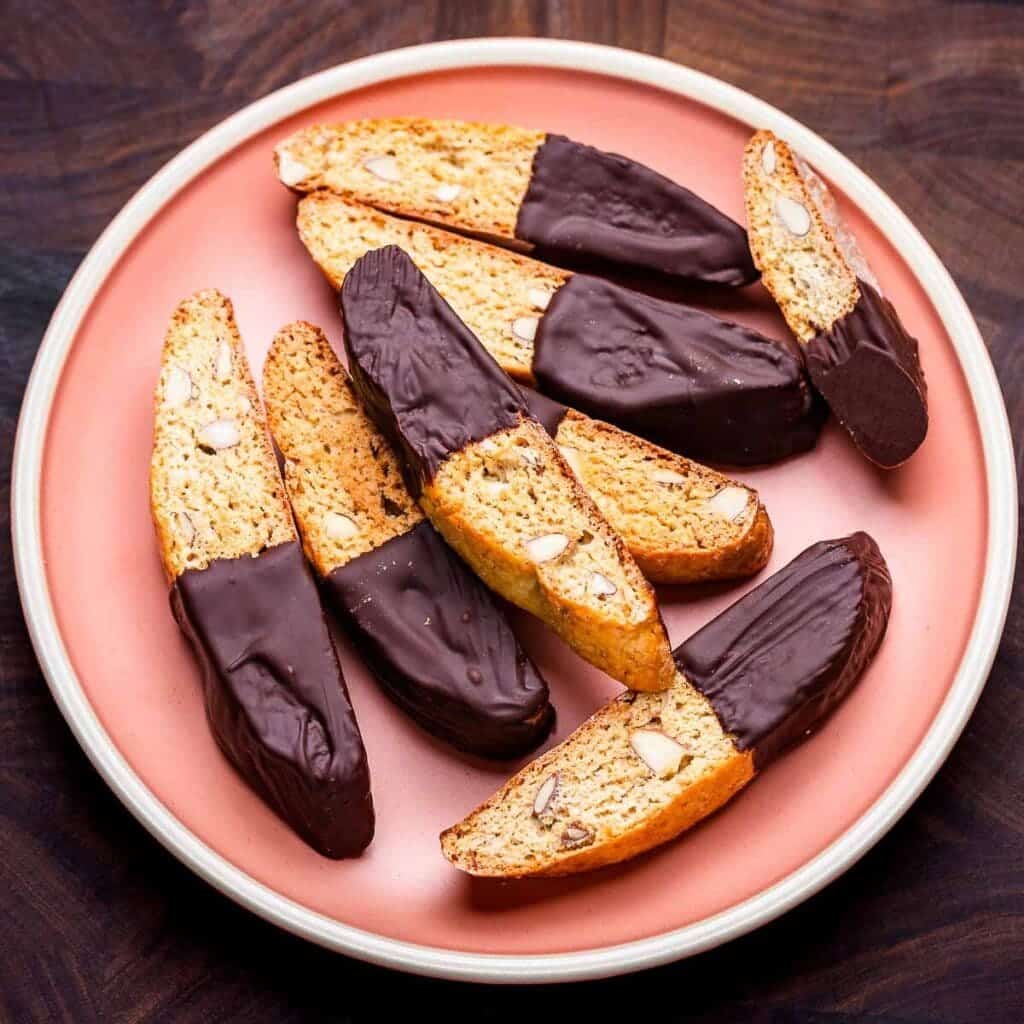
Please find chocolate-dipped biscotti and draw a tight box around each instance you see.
[150,290,374,858]
[519,387,773,584]
[275,117,758,285]
[441,533,891,877]
[742,130,928,467]
[296,192,823,466]
[341,246,677,693]
[262,321,554,759]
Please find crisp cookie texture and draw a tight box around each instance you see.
[261,321,423,575]
[276,118,544,240]
[297,191,567,381]
[150,289,294,577]
[551,410,773,584]
[340,246,675,693]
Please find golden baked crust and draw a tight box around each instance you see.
[150,289,294,579]
[441,669,755,877]
[275,117,545,240]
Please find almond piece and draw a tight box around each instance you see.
[589,572,617,598]
[363,155,401,182]
[325,511,359,541]
[276,148,311,187]
[511,316,539,342]
[653,468,688,486]
[527,287,552,311]
[775,194,812,237]
[237,394,252,415]
[706,485,749,522]
[525,533,569,563]
[215,340,232,382]
[520,447,541,468]
[630,729,686,779]
[558,446,583,476]
[761,140,777,175]
[532,774,559,817]
[433,182,462,202]
[165,366,193,407]
[197,419,240,452]
[560,823,594,850]
[175,510,195,545]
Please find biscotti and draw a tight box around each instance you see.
[519,387,773,584]
[296,191,823,466]
[441,533,892,877]
[742,130,928,467]
[261,320,555,759]
[275,117,758,285]
[149,289,373,858]
[340,246,676,693]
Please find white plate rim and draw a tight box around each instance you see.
[12,37,1017,983]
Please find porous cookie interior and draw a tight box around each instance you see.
[742,130,860,341]
[298,191,567,380]
[554,411,763,573]
[262,322,423,575]
[150,289,294,578]
[277,118,544,239]
[441,671,748,876]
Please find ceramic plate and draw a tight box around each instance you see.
[13,39,1016,982]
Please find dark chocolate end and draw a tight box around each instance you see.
[171,541,374,858]
[340,246,526,492]
[324,521,554,760]
[806,280,928,468]
[532,274,825,466]
[516,134,759,286]
[517,385,568,436]
[675,532,892,768]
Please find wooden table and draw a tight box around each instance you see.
[3,1,1021,1018]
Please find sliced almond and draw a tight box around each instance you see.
[175,510,195,545]
[236,394,252,415]
[652,467,688,486]
[775,194,812,237]
[560,823,594,850]
[588,572,618,598]
[325,511,359,541]
[761,140,777,175]
[276,148,310,187]
[706,485,750,522]
[363,155,401,182]
[532,774,559,817]
[433,182,462,202]
[630,729,686,779]
[215,340,232,382]
[558,446,583,476]
[197,419,240,452]
[165,366,193,407]
[511,316,539,342]
[481,478,508,499]
[525,533,569,563]
[520,447,541,468]
[527,287,552,311]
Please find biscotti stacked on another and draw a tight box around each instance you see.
[742,130,928,467]
[150,290,374,858]
[441,533,892,877]
[262,321,555,759]
[341,246,677,693]
[275,117,758,285]
[296,191,823,466]
[519,387,773,584]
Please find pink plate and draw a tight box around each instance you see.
[13,41,1016,982]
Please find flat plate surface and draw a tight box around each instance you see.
[16,42,1013,982]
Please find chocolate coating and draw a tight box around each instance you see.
[675,532,891,768]
[532,274,824,466]
[170,541,374,858]
[324,521,554,759]
[806,279,928,468]
[518,385,568,436]
[340,245,526,493]
[516,134,759,286]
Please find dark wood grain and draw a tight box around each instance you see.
[2,0,1022,1019]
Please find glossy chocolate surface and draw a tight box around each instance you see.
[518,385,568,436]
[340,246,526,493]
[806,279,928,468]
[532,274,824,465]
[676,533,892,767]
[324,521,554,759]
[171,541,374,858]
[516,134,759,286]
